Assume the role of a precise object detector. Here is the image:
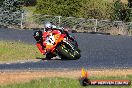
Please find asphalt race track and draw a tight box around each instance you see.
[0,28,132,70]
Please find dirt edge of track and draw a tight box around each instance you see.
[0,69,132,85]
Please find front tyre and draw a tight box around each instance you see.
[74,50,81,59]
[57,45,81,60]
[46,53,56,59]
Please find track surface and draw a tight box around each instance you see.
[0,28,132,70]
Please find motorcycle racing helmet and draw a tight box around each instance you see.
[44,22,53,31]
[33,30,42,42]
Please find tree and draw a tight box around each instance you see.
[80,0,113,19]
[128,0,132,8]
[21,0,36,6]
[0,0,23,26]
[113,0,130,22]
[0,0,4,5]
[35,0,83,17]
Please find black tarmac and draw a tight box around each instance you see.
[0,28,132,70]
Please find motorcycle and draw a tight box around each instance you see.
[33,30,81,60]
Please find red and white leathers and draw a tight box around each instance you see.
[36,29,61,55]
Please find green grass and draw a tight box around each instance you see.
[0,76,131,88]
[0,40,43,62]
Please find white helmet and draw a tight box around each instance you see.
[44,22,52,31]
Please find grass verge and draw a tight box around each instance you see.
[0,75,131,88]
[0,40,43,62]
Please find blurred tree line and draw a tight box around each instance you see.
[113,0,131,22]
[21,0,36,6]
[0,0,37,6]
[34,0,131,22]
[0,0,5,5]
[0,0,23,26]
[0,0,131,22]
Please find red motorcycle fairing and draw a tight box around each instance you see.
[36,30,66,55]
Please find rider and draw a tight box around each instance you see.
[44,22,74,41]
[34,22,62,56]
[43,22,61,36]
[34,22,74,56]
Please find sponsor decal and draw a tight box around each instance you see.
[80,68,131,86]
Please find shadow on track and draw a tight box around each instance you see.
[36,57,79,61]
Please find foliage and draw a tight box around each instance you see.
[128,0,132,8]
[20,0,36,6]
[0,0,4,5]
[34,0,115,23]
[80,0,114,20]
[112,0,130,22]
[35,0,83,17]
[30,0,131,24]
[0,0,23,26]
[2,0,22,11]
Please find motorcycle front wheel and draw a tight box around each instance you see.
[57,45,81,60]
[46,53,56,60]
